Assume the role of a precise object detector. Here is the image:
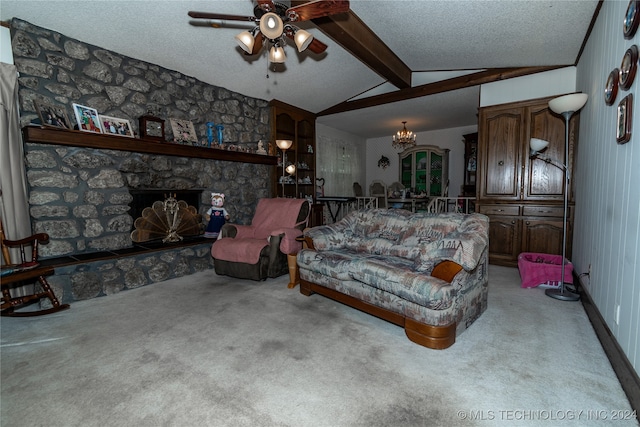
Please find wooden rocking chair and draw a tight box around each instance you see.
[1,220,69,316]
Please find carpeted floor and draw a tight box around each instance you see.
[1,265,637,426]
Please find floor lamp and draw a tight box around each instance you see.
[529,93,588,301]
[276,139,295,196]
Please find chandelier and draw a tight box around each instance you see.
[392,121,416,150]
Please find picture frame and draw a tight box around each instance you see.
[605,69,619,106]
[99,115,134,138]
[139,114,165,142]
[616,94,633,144]
[618,45,638,91]
[624,0,640,39]
[34,100,71,129]
[170,118,198,144]
[72,103,103,134]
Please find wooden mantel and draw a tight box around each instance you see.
[22,126,278,165]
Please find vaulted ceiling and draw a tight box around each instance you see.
[1,0,600,138]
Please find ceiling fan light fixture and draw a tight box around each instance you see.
[269,44,286,63]
[260,12,284,40]
[234,30,255,54]
[294,28,314,52]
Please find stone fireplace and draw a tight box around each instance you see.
[23,127,275,303]
[10,18,279,303]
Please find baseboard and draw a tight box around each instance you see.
[576,273,640,413]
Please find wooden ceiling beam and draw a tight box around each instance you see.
[312,10,412,89]
[317,66,564,116]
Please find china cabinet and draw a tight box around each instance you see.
[477,95,579,266]
[270,100,316,200]
[398,145,449,196]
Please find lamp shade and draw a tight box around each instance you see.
[285,164,296,175]
[530,138,550,153]
[548,93,588,114]
[294,29,314,52]
[259,12,284,40]
[235,31,255,54]
[276,139,293,150]
[269,45,286,63]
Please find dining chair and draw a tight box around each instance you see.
[369,180,387,208]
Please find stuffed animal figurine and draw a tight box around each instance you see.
[204,192,230,238]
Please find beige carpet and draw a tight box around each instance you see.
[1,265,637,426]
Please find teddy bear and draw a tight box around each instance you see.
[204,192,230,238]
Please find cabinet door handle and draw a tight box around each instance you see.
[526,221,530,225]
[498,160,504,166]
[511,220,516,224]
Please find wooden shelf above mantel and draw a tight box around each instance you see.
[22,126,277,166]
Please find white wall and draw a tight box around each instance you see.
[365,125,477,197]
[575,0,640,373]
[480,67,577,107]
[1,25,13,64]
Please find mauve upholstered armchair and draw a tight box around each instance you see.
[211,198,310,280]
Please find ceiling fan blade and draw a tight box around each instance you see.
[307,37,328,54]
[286,0,350,22]
[188,11,257,22]
[250,30,264,55]
[256,0,276,13]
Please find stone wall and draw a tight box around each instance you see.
[25,143,270,258]
[10,17,274,257]
[8,18,277,303]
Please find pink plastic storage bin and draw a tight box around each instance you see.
[517,252,573,289]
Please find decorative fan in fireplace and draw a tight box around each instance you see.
[131,195,204,243]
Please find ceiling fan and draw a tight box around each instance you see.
[188,0,350,63]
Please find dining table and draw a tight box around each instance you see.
[316,196,356,223]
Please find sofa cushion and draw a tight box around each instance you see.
[414,214,490,272]
[297,249,363,281]
[349,257,455,310]
[400,213,464,247]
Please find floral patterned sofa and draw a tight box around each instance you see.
[297,209,489,349]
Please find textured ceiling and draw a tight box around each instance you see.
[1,0,599,138]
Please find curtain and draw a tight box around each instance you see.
[317,135,363,197]
[0,62,31,266]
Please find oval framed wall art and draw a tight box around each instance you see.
[624,0,640,39]
[619,45,639,91]
[605,68,619,106]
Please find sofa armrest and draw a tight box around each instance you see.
[303,223,350,251]
[271,227,304,254]
[415,214,489,272]
[431,260,463,283]
[219,223,238,238]
[302,236,316,250]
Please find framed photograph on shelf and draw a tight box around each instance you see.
[99,115,134,138]
[624,0,640,39]
[72,103,103,134]
[618,45,638,91]
[605,69,619,106]
[34,100,71,129]
[170,118,198,144]
[616,94,633,144]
